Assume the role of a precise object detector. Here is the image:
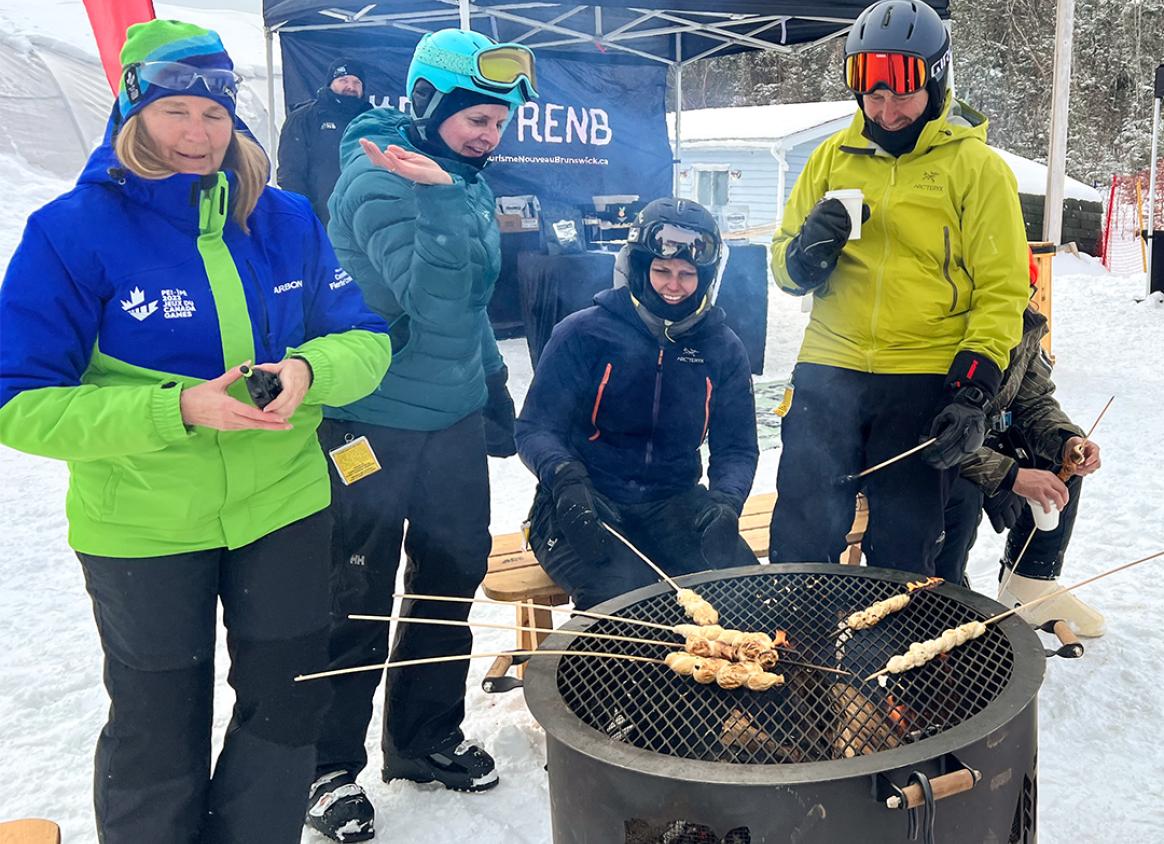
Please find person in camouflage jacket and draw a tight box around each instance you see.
[937,305,1105,636]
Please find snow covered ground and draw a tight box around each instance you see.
[1,150,1162,841]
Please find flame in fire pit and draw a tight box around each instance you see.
[906,576,944,593]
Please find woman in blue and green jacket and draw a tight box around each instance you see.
[0,21,390,844]
[305,29,537,842]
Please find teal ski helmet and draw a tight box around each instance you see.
[406,29,537,132]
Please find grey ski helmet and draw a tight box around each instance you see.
[844,1,951,114]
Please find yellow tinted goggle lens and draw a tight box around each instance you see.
[477,47,536,90]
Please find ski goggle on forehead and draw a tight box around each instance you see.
[845,51,928,95]
[130,61,242,98]
[475,45,538,98]
[631,221,720,267]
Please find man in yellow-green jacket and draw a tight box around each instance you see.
[768,0,1029,575]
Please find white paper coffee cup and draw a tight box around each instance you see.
[1025,497,1061,531]
[824,189,864,240]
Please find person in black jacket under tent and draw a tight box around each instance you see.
[516,198,761,610]
[277,58,372,224]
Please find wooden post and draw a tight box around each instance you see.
[1029,241,1056,360]
[1042,0,1076,244]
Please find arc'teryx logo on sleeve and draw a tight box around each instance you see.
[120,287,158,322]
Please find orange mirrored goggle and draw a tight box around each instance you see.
[845,52,928,96]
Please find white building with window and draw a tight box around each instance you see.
[669,101,857,241]
[669,101,1104,249]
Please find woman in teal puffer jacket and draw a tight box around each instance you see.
[305,29,538,843]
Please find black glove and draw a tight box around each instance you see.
[549,461,610,564]
[694,491,744,562]
[785,198,861,291]
[482,366,517,458]
[923,351,1003,471]
[983,489,1024,533]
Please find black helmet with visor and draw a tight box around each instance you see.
[624,198,725,323]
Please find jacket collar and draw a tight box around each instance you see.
[78,141,241,237]
[841,93,990,160]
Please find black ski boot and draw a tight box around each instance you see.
[382,739,499,792]
[305,770,375,843]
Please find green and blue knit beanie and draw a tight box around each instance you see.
[116,20,237,124]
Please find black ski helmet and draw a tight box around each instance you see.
[845,1,951,118]
[625,197,724,322]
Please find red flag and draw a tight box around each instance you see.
[83,0,157,93]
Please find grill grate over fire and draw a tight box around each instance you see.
[556,570,1014,764]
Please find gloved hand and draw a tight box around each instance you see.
[785,198,863,291]
[549,461,610,564]
[983,490,1024,533]
[482,366,517,458]
[923,351,1002,471]
[695,490,744,562]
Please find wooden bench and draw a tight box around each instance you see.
[483,492,868,656]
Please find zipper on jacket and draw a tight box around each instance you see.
[588,363,613,441]
[942,226,959,312]
[700,377,713,443]
[868,161,897,371]
[645,348,664,465]
[244,259,273,359]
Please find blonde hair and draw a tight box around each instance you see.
[114,114,270,234]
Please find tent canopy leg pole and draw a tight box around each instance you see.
[460,0,470,29]
[265,27,277,183]
[1147,64,1163,296]
[673,35,682,196]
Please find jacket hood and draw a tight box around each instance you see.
[845,92,988,157]
[338,105,483,180]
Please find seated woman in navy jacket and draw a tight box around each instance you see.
[516,198,760,609]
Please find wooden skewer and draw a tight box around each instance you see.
[356,612,851,676]
[1083,395,1115,439]
[998,525,1039,599]
[865,548,1164,682]
[350,613,678,649]
[1000,396,1113,597]
[393,592,676,632]
[601,521,683,592]
[840,438,938,484]
[985,548,1164,626]
[295,649,664,682]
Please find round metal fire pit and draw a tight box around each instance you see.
[525,564,1045,844]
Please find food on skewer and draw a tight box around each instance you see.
[884,621,988,675]
[846,593,910,630]
[664,651,698,675]
[844,577,944,631]
[673,623,724,640]
[683,633,780,669]
[665,652,784,690]
[691,656,730,684]
[676,588,719,625]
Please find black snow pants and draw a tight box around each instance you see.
[936,473,1083,583]
[769,363,955,575]
[528,484,758,611]
[313,414,491,779]
[77,510,333,844]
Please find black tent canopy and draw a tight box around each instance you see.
[260,1,949,171]
[264,2,949,65]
